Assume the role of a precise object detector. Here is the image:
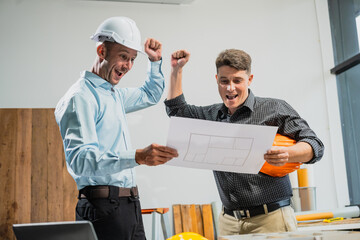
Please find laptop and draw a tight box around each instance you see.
[13,221,98,240]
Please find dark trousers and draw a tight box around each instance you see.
[76,196,146,240]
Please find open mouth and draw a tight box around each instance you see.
[115,69,124,78]
[226,94,238,100]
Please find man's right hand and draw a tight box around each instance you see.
[167,50,190,100]
[145,38,162,62]
[171,50,190,69]
[135,143,178,166]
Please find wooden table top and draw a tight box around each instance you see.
[297,217,360,231]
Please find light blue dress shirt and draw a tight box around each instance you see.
[55,60,164,190]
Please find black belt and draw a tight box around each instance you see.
[78,185,138,199]
[223,199,290,220]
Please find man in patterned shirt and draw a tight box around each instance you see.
[164,49,324,235]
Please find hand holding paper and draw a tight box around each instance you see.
[166,117,278,174]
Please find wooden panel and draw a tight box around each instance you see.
[14,109,32,224]
[0,108,78,240]
[173,204,183,234]
[181,205,191,232]
[47,110,64,221]
[195,205,204,236]
[62,152,77,221]
[202,204,215,240]
[31,109,49,222]
[173,204,214,239]
[0,109,17,239]
[189,204,199,233]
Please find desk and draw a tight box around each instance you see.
[297,217,360,231]
[219,230,360,239]
[219,218,360,239]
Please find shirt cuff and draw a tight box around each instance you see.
[148,58,163,75]
[119,149,138,168]
[299,138,324,164]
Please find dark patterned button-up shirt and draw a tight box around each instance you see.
[164,89,324,209]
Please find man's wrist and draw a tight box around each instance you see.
[149,56,162,62]
[171,66,183,74]
[135,149,144,165]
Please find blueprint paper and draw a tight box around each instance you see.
[166,117,278,174]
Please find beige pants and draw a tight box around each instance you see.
[218,206,297,236]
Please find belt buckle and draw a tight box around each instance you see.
[233,209,250,220]
[130,187,139,199]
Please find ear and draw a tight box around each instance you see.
[96,43,106,60]
[215,74,218,83]
[248,74,254,86]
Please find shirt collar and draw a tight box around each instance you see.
[218,89,255,118]
[242,89,255,112]
[81,71,113,91]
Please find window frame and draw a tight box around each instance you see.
[328,0,360,205]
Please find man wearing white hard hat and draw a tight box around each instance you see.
[55,16,178,240]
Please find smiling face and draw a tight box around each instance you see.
[97,42,138,85]
[216,66,253,115]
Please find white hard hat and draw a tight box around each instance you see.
[90,16,143,53]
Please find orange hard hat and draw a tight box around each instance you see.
[259,134,302,177]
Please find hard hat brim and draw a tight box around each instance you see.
[90,33,145,54]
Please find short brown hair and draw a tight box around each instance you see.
[215,49,252,74]
[103,41,115,53]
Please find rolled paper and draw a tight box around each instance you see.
[296,212,334,221]
[297,168,309,187]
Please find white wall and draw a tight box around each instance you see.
[0,0,349,237]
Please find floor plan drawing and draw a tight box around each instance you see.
[166,117,278,174]
[184,133,254,167]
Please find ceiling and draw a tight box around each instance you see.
[95,0,195,5]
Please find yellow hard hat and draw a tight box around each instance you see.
[167,232,208,240]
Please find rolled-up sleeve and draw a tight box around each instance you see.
[122,59,165,113]
[275,100,325,164]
